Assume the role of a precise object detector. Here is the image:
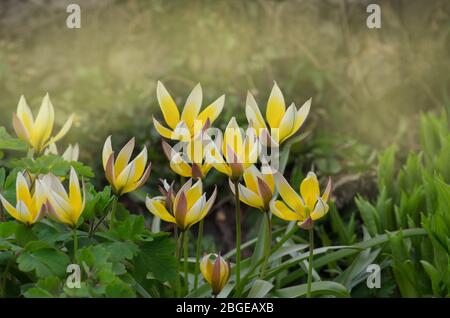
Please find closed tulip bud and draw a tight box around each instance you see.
[153,81,225,141]
[245,82,311,145]
[146,179,217,232]
[229,165,275,211]
[270,171,332,229]
[200,253,231,296]
[45,143,80,162]
[40,168,86,228]
[13,94,74,154]
[0,171,46,226]
[102,136,152,196]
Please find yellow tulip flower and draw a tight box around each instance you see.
[41,168,85,228]
[12,94,74,154]
[200,253,231,296]
[229,165,274,211]
[45,143,80,161]
[245,82,311,145]
[208,117,259,180]
[145,179,217,232]
[0,172,46,225]
[161,137,212,179]
[102,136,152,196]
[270,171,332,229]
[152,81,225,141]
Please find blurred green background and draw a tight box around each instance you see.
[0,0,448,249]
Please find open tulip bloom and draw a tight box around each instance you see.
[41,168,86,228]
[0,171,46,226]
[271,171,332,229]
[200,253,231,296]
[208,117,259,180]
[13,94,74,154]
[153,81,225,141]
[102,136,152,196]
[162,136,212,179]
[246,82,311,145]
[145,178,217,232]
[229,165,274,211]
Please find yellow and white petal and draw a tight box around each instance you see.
[198,186,217,220]
[17,95,34,132]
[282,98,311,142]
[229,179,262,208]
[275,173,305,213]
[69,168,82,213]
[130,147,147,183]
[114,138,135,176]
[13,113,31,143]
[0,194,20,221]
[32,93,55,149]
[243,165,259,194]
[200,254,214,284]
[270,200,301,222]
[197,95,225,125]
[156,81,180,129]
[223,117,243,157]
[46,114,74,147]
[153,117,177,140]
[16,172,33,211]
[185,194,206,227]
[266,82,285,129]
[102,136,113,170]
[322,177,332,202]
[181,83,202,129]
[310,197,329,221]
[186,179,203,210]
[115,161,136,192]
[16,200,33,224]
[245,92,266,130]
[278,104,296,143]
[300,171,320,211]
[145,197,176,223]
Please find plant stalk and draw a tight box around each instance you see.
[183,230,189,294]
[259,211,272,279]
[233,179,242,297]
[306,227,314,298]
[73,228,78,263]
[194,219,204,289]
[109,195,119,230]
[176,230,185,297]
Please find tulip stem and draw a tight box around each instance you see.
[73,228,78,262]
[194,219,204,289]
[306,228,314,298]
[233,180,242,297]
[183,230,189,294]
[109,196,119,230]
[259,211,272,279]
[176,230,185,297]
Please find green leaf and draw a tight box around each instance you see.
[133,235,177,284]
[247,280,273,298]
[17,247,70,278]
[0,127,27,151]
[274,281,349,298]
[105,279,136,298]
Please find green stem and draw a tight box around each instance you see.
[73,228,78,263]
[109,196,119,230]
[306,228,314,298]
[233,180,242,297]
[259,211,272,279]
[1,260,11,297]
[27,148,34,159]
[176,230,185,297]
[183,230,189,294]
[194,219,204,289]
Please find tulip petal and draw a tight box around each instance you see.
[156,81,180,129]
[278,104,296,143]
[0,194,20,222]
[310,197,329,221]
[32,93,54,151]
[270,200,300,222]
[46,114,74,148]
[322,177,332,202]
[275,173,305,214]
[282,98,311,142]
[145,197,176,223]
[200,254,214,285]
[243,166,259,194]
[17,95,34,132]
[181,83,202,129]
[69,168,82,213]
[185,194,206,227]
[300,171,320,211]
[153,117,176,140]
[266,82,285,128]
[114,138,135,176]
[245,92,267,131]
[102,136,113,170]
[198,95,225,125]
[16,172,33,211]
[13,113,31,143]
